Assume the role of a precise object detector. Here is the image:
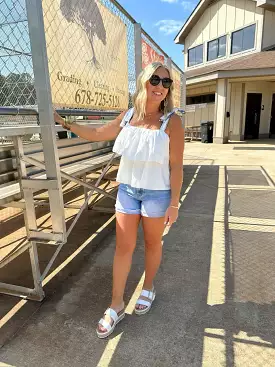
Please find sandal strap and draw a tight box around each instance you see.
[141,289,154,300]
[136,299,151,307]
[104,308,119,323]
[99,318,112,332]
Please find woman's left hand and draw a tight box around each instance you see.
[164,206,179,227]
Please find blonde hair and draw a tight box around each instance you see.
[133,62,174,121]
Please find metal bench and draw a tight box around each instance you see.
[185,125,201,141]
[0,122,119,301]
[0,136,116,206]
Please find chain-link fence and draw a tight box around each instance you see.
[0,0,35,108]
[101,0,137,98]
[0,0,185,132]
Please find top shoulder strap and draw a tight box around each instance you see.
[120,108,135,127]
[160,108,185,130]
[160,109,176,131]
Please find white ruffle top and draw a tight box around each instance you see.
[112,108,178,190]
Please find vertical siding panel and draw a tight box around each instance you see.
[226,0,236,33]
[244,0,255,24]
[263,10,275,49]
[210,2,219,39]
[196,14,203,45]
[255,3,263,21]
[202,6,211,43]
[218,1,227,35]
[255,6,264,51]
[235,0,245,28]
[201,107,208,122]
[209,104,215,121]
[233,84,243,136]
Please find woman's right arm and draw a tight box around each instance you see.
[54,111,127,142]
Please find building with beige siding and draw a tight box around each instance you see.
[175,0,275,143]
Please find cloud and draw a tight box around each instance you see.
[155,20,183,35]
[181,1,197,11]
[160,0,179,3]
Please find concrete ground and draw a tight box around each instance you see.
[0,139,275,367]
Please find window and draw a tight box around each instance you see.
[231,24,256,54]
[207,35,227,61]
[186,94,215,105]
[188,44,203,67]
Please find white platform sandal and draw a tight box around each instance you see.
[97,308,125,339]
[135,288,156,316]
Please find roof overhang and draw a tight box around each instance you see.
[175,0,275,45]
[256,0,275,11]
[174,0,210,44]
[186,67,275,85]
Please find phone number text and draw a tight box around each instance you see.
[75,89,120,108]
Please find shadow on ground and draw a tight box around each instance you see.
[1,165,275,366]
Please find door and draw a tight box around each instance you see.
[270,94,275,138]
[244,93,262,140]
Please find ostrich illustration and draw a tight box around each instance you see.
[60,0,107,68]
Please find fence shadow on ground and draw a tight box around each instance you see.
[1,164,275,366]
[107,164,275,366]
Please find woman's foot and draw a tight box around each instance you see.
[97,303,125,339]
[135,288,156,315]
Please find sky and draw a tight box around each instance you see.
[118,0,200,69]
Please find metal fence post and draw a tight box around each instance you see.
[25,0,66,242]
[182,73,186,110]
[134,23,142,78]
[182,73,186,127]
[167,57,172,70]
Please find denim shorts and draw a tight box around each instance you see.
[115,183,171,218]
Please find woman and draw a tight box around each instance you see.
[54,62,184,339]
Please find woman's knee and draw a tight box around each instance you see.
[115,241,136,257]
[144,240,162,251]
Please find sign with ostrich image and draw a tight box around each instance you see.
[171,68,182,108]
[141,39,165,70]
[42,0,128,110]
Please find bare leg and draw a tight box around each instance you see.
[136,216,165,310]
[98,212,140,332]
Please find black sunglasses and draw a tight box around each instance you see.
[149,74,173,89]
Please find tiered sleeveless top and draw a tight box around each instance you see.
[112,108,177,190]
